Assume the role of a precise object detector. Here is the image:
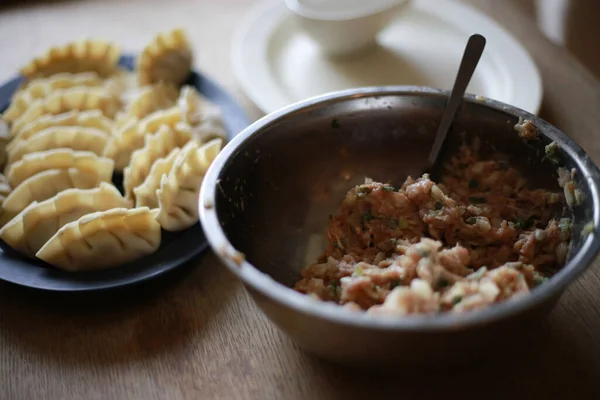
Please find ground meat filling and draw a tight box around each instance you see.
[294,145,571,315]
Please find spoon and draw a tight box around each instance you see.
[427,33,487,172]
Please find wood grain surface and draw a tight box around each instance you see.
[1,1,600,399]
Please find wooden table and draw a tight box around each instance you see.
[1,1,600,399]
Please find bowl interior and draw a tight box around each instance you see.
[214,92,595,288]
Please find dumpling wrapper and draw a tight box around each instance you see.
[3,72,105,122]
[0,118,10,169]
[6,126,109,167]
[179,119,227,147]
[133,147,181,209]
[8,109,113,152]
[11,86,122,136]
[115,81,179,128]
[37,207,161,271]
[0,173,11,207]
[123,124,188,200]
[0,182,131,257]
[0,167,112,227]
[156,138,222,231]
[19,40,121,80]
[5,148,114,188]
[107,69,139,99]
[137,28,192,86]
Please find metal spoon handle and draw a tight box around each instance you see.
[427,34,487,168]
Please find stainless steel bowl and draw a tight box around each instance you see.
[199,86,600,369]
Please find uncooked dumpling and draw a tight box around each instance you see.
[156,138,222,231]
[0,168,111,227]
[5,149,114,188]
[3,72,105,122]
[0,118,10,169]
[177,86,221,124]
[0,182,130,257]
[11,86,122,136]
[116,81,179,127]
[123,124,188,200]
[104,87,227,170]
[19,40,121,79]
[133,147,181,208]
[178,119,227,146]
[137,28,192,86]
[176,86,227,144]
[6,126,109,167]
[104,106,188,170]
[37,207,161,271]
[106,69,138,101]
[20,71,105,92]
[0,173,11,207]
[8,110,113,150]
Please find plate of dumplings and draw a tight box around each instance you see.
[0,28,249,291]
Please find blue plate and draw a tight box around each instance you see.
[0,55,249,291]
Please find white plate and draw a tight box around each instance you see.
[233,0,543,115]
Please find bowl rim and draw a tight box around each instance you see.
[199,85,600,331]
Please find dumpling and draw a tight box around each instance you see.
[123,124,188,200]
[18,71,105,93]
[6,126,109,167]
[104,106,188,170]
[107,68,138,97]
[133,147,181,208]
[8,110,113,151]
[104,87,226,170]
[11,86,122,136]
[116,81,179,127]
[0,182,130,257]
[178,118,227,146]
[37,207,161,271]
[0,118,10,169]
[6,149,114,188]
[3,95,34,124]
[0,173,11,207]
[19,40,121,80]
[0,167,111,227]
[176,86,227,143]
[177,86,220,124]
[137,28,192,86]
[156,138,223,231]
[3,72,105,122]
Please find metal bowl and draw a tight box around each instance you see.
[199,86,600,369]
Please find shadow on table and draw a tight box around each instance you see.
[0,252,238,366]
[299,320,600,399]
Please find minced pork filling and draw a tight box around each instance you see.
[294,145,572,315]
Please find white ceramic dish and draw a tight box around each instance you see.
[233,0,543,115]
[285,0,412,56]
